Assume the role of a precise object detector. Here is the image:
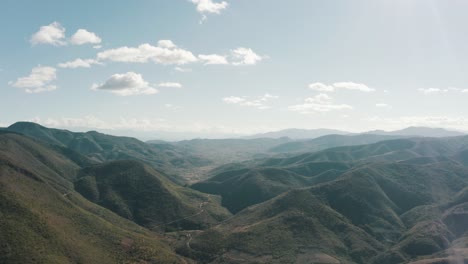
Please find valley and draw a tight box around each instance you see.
[2,122,468,263]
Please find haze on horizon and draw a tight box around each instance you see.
[2,0,468,139]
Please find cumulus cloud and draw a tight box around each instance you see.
[332,82,375,92]
[191,0,228,22]
[198,54,228,65]
[158,82,182,88]
[308,82,335,92]
[10,66,57,93]
[191,0,228,14]
[30,22,103,47]
[58,58,101,68]
[70,29,102,45]
[288,93,352,114]
[223,93,278,110]
[30,22,66,46]
[97,40,197,65]
[91,72,158,96]
[231,48,263,65]
[96,40,263,66]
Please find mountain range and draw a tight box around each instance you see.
[2,122,468,263]
[246,126,465,140]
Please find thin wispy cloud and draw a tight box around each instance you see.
[58,58,101,68]
[158,82,183,88]
[308,83,335,92]
[174,67,192,72]
[223,93,279,110]
[289,93,353,114]
[418,88,449,95]
[198,54,228,65]
[376,103,391,108]
[417,87,468,95]
[308,82,375,92]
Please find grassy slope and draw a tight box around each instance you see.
[75,160,231,231]
[0,133,186,263]
[192,163,351,213]
[194,136,468,213]
[186,160,468,263]
[187,136,468,263]
[6,122,209,183]
[184,189,384,264]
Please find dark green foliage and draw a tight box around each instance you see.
[75,160,231,230]
[269,134,406,153]
[0,133,184,263]
[7,122,209,183]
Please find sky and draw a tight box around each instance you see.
[1,0,468,140]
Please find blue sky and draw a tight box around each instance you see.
[2,0,468,139]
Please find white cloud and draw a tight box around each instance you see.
[58,58,101,68]
[231,48,263,65]
[164,104,182,110]
[91,72,158,96]
[158,82,182,88]
[70,29,102,45]
[332,82,375,92]
[157,40,176,49]
[97,40,198,65]
[223,93,278,110]
[308,82,335,92]
[174,67,192,72]
[418,88,449,94]
[223,96,245,104]
[191,0,228,14]
[289,93,352,114]
[376,103,391,108]
[198,54,228,65]
[30,22,66,46]
[417,87,468,94]
[306,82,375,93]
[10,66,57,93]
[93,45,102,49]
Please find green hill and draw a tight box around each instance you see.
[0,132,185,263]
[7,122,210,182]
[192,162,351,213]
[184,159,468,263]
[5,125,468,263]
[76,160,231,231]
[269,134,406,153]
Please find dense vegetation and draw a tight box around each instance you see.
[3,122,468,263]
